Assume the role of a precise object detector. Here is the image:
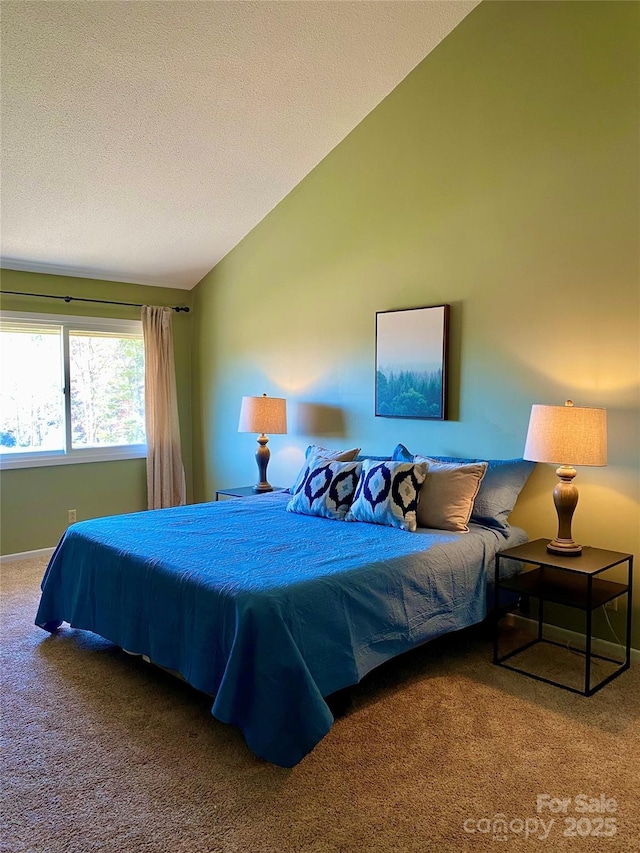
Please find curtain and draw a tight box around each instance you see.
[142,306,186,509]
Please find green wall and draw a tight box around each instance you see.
[192,1,639,641]
[0,269,193,554]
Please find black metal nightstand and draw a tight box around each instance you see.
[215,486,286,501]
[493,538,633,696]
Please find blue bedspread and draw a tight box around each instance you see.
[35,492,526,766]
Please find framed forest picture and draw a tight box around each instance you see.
[375,304,450,420]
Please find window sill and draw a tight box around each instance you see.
[0,446,147,470]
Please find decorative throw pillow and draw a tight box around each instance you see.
[412,456,488,532]
[345,460,428,532]
[290,445,361,494]
[286,459,363,521]
[392,445,534,534]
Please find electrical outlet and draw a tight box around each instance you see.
[605,598,618,612]
[68,509,77,524]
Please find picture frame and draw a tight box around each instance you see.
[375,304,450,420]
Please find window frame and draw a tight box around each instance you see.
[0,310,147,470]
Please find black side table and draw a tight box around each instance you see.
[215,486,286,501]
[493,538,633,696]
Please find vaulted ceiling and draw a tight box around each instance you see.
[1,1,478,289]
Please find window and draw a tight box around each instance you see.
[0,311,146,469]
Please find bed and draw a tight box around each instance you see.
[35,478,529,767]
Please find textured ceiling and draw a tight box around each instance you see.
[1,1,478,290]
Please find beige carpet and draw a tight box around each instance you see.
[1,557,639,853]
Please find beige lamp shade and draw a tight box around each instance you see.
[523,402,607,467]
[238,394,287,435]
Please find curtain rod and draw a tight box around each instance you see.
[1,290,190,313]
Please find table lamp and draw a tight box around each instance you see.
[238,393,287,492]
[523,400,607,556]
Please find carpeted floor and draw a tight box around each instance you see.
[1,556,638,853]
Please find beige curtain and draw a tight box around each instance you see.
[142,306,186,509]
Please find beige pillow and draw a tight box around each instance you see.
[305,444,360,462]
[414,456,488,532]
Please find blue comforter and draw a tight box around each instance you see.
[36,492,526,766]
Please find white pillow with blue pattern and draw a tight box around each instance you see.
[289,444,361,495]
[345,460,429,532]
[286,459,363,521]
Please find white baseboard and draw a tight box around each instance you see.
[507,613,640,664]
[0,546,55,564]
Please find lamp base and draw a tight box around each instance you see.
[549,465,582,557]
[252,434,273,493]
[252,483,273,494]
[547,538,582,557]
